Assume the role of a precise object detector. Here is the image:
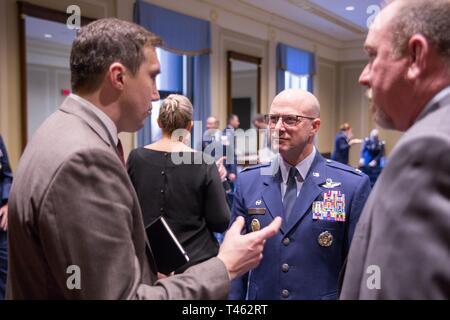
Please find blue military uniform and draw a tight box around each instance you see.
[331,131,350,164]
[359,137,385,187]
[0,135,13,300]
[229,152,371,300]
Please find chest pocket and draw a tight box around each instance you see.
[245,206,268,233]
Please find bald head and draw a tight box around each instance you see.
[271,89,320,118]
[269,89,321,166]
[206,116,219,130]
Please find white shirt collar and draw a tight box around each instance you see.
[279,146,317,184]
[69,93,118,146]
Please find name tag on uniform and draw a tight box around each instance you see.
[312,190,346,222]
[247,208,266,215]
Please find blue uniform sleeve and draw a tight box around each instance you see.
[0,135,13,204]
[228,176,249,300]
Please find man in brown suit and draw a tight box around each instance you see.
[6,18,281,299]
[340,0,450,299]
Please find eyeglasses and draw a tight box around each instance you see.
[264,114,316,127]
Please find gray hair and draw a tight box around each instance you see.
[388,0,450,63]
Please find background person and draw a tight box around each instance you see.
[358,129,385,187]
[331,123,362,165]
[128,94,230,272]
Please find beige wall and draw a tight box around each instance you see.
[337,61,403,167]
[315,57,338,155]
[0,0,402,170]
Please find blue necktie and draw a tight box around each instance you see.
[283,167,300,222]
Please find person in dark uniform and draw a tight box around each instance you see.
[0,134,12,300]
[358,129,385,187]
[229,89,371,300]
[331,123,362,165]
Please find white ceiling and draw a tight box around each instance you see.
[25,0,384,45]
[240,0,384,41]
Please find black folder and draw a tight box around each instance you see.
[145,216,190,275]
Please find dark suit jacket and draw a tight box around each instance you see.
[0,135,12,206]
[340,87,450,299]
[6,96,229,299]
[230,152,371,299]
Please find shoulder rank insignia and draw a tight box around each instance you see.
[312,190,346,222]
[321,178,341,189]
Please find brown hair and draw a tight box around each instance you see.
[70,18,162,93]
[340,123,351,131]
[159,94,193,134]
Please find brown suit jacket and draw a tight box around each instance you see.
[340,88,450,299]
[6,96,229,299]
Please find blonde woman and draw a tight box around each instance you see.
[127,94,230,274]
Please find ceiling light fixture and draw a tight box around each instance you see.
[345,6,355,11]
[44,34,53,38]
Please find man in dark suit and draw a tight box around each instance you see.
[7,18,281,299]
[223,114,240,186]
[229,89,371,300]
[0,134,12,300]
[340,0,450,299]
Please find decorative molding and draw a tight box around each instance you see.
[288,0,366,35]
[268,28,276,42]
[205,0,343,49]
[210,9,218,22]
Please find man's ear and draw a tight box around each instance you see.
[108,63,127,90]
[406,34,428,80]
[311,118,321,135]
